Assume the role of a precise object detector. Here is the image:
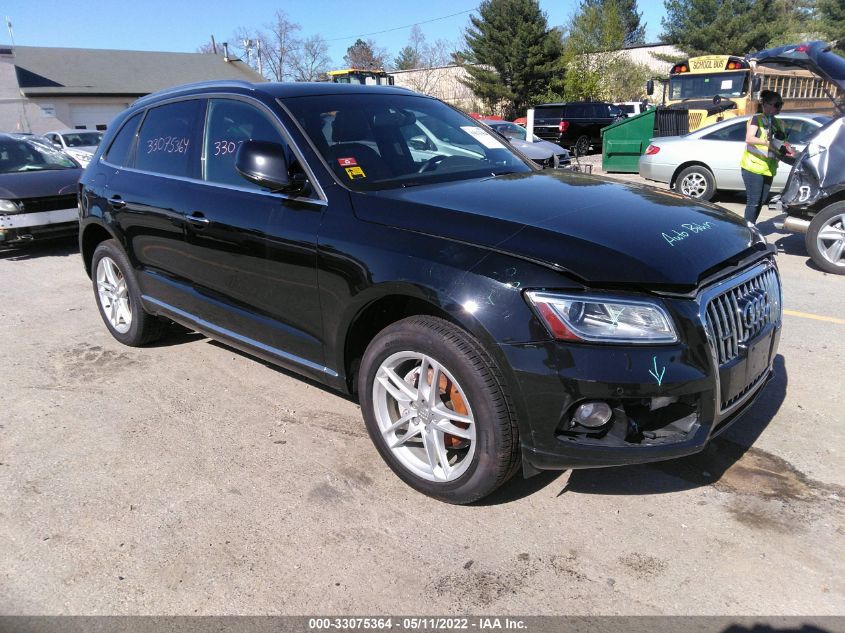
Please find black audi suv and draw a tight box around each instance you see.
[78,81,782,503]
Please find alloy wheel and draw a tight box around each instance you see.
[816,211,845,268]
[96,256,132,334]
[372,351,476,482]
[680,172,707,197]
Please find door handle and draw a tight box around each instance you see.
[186,212,210,227]
[108,196,126,209]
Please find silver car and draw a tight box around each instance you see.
[481,120,571,168]
[639,113,830,201]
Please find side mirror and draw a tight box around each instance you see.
[235,140,306,195]
[408,135,430,151]
[646,79,654,96]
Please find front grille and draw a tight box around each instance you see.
[20,194,77,213]
[704,265,782,365]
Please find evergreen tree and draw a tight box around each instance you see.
[581,0,646,46]
[661,0,790,56]
[394,25,427,70]
[461,0,562,118]
[394,46,422,70]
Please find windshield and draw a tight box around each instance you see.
[60,131,103,147]
[283,94,533,191]
[669,71,750,100]
[0,139,78,173]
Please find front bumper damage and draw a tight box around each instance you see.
[508,260,782,474]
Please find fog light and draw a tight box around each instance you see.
[572,401,613,428]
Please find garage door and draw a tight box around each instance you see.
[69,104,129,131]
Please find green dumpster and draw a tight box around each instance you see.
[601,108,656,173]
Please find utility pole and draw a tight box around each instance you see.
[6,16,14,46]
[243,39,253,66]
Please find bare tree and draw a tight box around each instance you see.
[401,38,454,94]
[343,38,389,69]
[292,34,332,81]
[196,40,216,55]
[260,10,302,81]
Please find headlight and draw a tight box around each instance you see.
[0,199,21,214]
[525,291,678,343]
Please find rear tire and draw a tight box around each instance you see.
[91,239,165,346]
[574,135,590,157]
[358,316,520,504]
[676,165,716,201]
[805,202,845,274]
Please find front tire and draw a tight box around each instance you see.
[358,316,520,504]
[91,239,165,346]
[805,202,845,274]
[676,165,716,201]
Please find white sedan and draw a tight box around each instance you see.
[42,130,104,167]
[639,113,830,201]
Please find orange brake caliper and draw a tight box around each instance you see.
[426,368,470,449]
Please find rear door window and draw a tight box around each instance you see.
[135,100,202,178]
[202,98,288,189]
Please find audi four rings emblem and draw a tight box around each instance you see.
[737,289,770,329]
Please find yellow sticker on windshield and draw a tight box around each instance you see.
[345,166,366,179]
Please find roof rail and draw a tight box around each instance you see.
[132,79,257,107]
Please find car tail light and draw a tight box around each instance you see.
[645,144,660,155]
[559,121,570,132]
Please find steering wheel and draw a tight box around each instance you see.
[418,154,447,173]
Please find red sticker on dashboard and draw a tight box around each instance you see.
[337,157,358,167]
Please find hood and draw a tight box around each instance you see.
[508,138,553,160]
[353,170,763,290]
[748,41,845,112]
[0,168,82,199]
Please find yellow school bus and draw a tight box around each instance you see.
[663,54,838,131]
[327,69,394,86]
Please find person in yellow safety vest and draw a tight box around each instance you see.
[740,90,795,223]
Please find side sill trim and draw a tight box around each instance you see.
[142,295,339,378]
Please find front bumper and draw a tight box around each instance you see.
[0,208,78,244]
[506,260,782,472]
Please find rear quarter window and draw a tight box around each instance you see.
[535,106,564,120]
[104,112,142,166]
[702,121,747,142]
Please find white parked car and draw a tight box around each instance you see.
[639,113,831,201]
[42,130,104,167]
